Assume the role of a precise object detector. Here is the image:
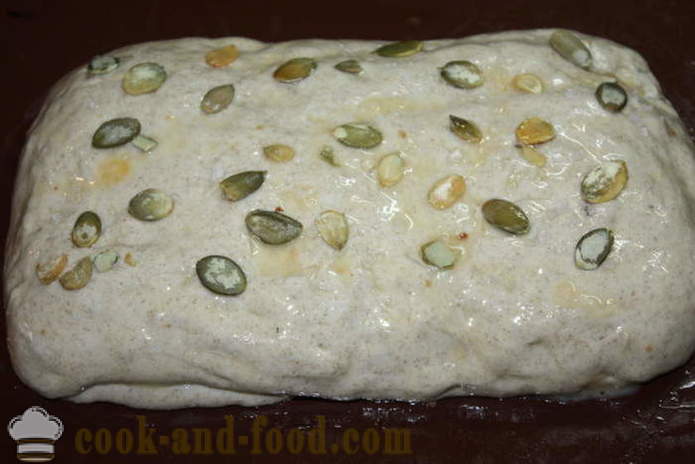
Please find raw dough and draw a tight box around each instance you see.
[5,30,695,408]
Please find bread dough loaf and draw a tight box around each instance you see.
[6,30,695,408]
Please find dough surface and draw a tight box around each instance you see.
[5,30,695,408]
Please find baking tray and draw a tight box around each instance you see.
[2,0,694,462]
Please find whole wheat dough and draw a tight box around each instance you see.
[5,30,695,408]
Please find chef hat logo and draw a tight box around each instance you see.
[7,407,63,462]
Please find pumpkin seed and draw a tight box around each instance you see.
[580,160,628,204]
[332,123,383,149]
[131,134,158,152]
[36,254,68,284]
[428,175,466,210]
[87,55,119,75]
[124,252,137,267]
[482,199,530,235]
[319,145,340,166]
[512,73,544,94]
[201,84,235,114]
[122,62,167,95]
[575,228,614,270]
[376,152,405,187]
[92,117,141,148]
[517,144,547,167]
[59,257,93,290]
[273,58,317,83]
[93,250,119,272]
[596,82,628,112]
[335,59,363,74]
[374,40,423,58]
[421,240,457,269]
[515,117,555,145]
[205,44,239,68]
[315,210,349,250]
[219,171,266,201]
[71,211,102,248]
[196,255,247,296]
[549,30,592,70]
[441,60,483,89]
[263,144,295,162]
[128,188,174,221]
[245,210,303,245]
[449,115,482,143]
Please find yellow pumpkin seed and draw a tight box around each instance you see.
[512,73,544,94]
[376,152,405,187]
[428,175,466,210]
[517,145,547,167]
[205,44,239,68]
[315,210,349,250]
[36,254,68,284]
[515,117,555,145]
[263,144,295,162]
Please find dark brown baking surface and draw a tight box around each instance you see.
[2,0,695,462]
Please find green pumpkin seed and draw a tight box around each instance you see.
[575,228,614,270]
[335,59,363,74]
[273,58,317,83]
[263,144,295,162]
[374,40,423,58]
[315,210,349,250]
[71,211,102,248]
[122,62,167,95]
[93,250,119,272]
[87,55,119,75]
[92,117,141,148]
[515,117,555,145]
[428,175,466,210]
[549,30,592,70]
[596,82,628,112]
[128,188,174,221]
[196,255,247,296]
[319,145,340,166]
[449,115,482,143]
[201,84,235,114]
[219,171,266,201]
[580,160,628,204]
[59,257,93,290]
[245,209,303,245]
[512,73,544,94]
[376,152,405,187]
[482,199,530,235]
[332,123,383,149]
[36,254,68,284]
[131,134,158,152]
[421,240,457,269]
[441,61,484,89]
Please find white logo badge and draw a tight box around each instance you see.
[7,407,63,462]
